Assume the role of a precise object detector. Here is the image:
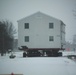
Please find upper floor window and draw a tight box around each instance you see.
[49,36,54,41]
[25,23,29,29]
[25,36,29,42]
[49,23,54,29]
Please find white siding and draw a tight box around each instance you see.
[18,12,65,49]
[60,21,66,48]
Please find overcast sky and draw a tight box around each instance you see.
[0,0,76,42]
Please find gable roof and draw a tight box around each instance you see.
[17,11,61,22]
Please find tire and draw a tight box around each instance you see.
[23,52,26,57]
[58,52,62,56]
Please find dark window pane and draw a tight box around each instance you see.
[49,23,54,28]
[49,36,54,41]
[25,36,29,42]
[25,23,29,29]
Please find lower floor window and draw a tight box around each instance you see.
[25,36,29,42]
[49,36,54,41]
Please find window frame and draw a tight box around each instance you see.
[49,23,54,29]
[24,23,29,29]
[49,36,54,41]
[25,36,29,42]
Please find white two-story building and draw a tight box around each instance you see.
[18,12,65,51]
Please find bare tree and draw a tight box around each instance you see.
[0,20,17,56]
[72,4,76,19]
[72,5,76,51]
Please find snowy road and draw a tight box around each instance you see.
[0,52,76,75]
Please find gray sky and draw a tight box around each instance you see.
[0,0,76,42]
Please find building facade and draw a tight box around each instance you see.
[18,12,65,50]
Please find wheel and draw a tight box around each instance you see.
[58,52,62,56]
[23,52,26,57]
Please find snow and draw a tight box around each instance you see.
[62,51,76,56]
[0,51,76,75]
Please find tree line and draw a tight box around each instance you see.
[0,20,16,56]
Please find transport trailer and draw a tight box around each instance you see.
[19,46,64,57]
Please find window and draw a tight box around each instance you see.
[49,23,54,29]
[25,23,29,29]
[49,36,54,41]
[25,36,29,42]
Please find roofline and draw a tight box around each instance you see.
[17,11,41,22]
[60,20,66,26]
[17,11,64,23]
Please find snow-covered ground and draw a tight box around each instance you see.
[62,51,76,56]
[0,51,76,75]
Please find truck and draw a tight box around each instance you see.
[18,12,65,57]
